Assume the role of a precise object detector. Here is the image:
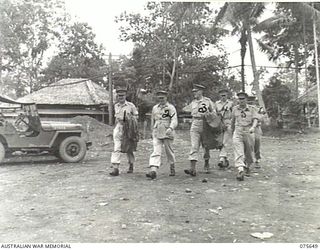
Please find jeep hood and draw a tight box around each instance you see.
[41,121,83,131]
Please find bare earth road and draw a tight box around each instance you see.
[0,131,319,243]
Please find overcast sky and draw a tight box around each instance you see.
[64,0,278,91]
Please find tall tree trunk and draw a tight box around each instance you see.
[0,51,2,92]
[247,26,267,116]
[303,15,311,127]
[0,30,3,93]
[293,44,299,98]
[239,27,247,92]
[168,43,178,91]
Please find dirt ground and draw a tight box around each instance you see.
[0,128,320,243]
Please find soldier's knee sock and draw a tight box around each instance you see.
[112,163,119,170]
[204,159,209,168]
[150,166,157,172]
[190,160,196,171]
[170,164,175,175]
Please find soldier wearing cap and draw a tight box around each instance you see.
[146,90,178,179]
[109,88,139,176]
[185,84,216,176]
[231,92,259,181]
[211,88,234,170]
[247,95,268,168]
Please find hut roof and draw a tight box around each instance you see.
[18,78,109,105]
[296,84,318,104]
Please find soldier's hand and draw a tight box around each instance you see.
[249,127,255,133]
[165,128,173,137]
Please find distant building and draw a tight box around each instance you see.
[18,78,110,123]
[296,84,318,127]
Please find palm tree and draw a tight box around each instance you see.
[255,3,317,99]
[214,2,267,112]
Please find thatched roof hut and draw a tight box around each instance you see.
[17,78,110,123]
[18,78,109,105]
[296,84,317,104]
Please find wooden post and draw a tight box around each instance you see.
[108,53,114,125]
[313,16,320,128]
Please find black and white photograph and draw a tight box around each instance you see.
[0,0,319,246]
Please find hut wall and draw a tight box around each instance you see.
[36,104,109,123]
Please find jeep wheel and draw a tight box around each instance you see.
[59,136,86,163]
[0,142,5,163]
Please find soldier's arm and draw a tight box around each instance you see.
[231,108,236,133]
[249,107,259,133]
[169,105,178,130]
[208,99,216,114]
[151,106,156,128]
[131,104,139,120]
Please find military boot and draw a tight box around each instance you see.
[184,160,197,176]
[244,166,250,177]
[127,163,134,173]
[204,160,210,174]
[254,159,261,169]
[169,164,175,176]
[146,171,157,179]
[236,170,244,181]
[109,168,119,176]
[218,157,227,170]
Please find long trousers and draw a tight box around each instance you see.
[110,123,134,165]
[149,136,175,167]
[233,128,255,170]
[189,120,203,161]
[254,126,262,160]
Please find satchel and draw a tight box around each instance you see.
[204,112,223,133]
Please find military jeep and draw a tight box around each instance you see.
[0,95,91,163]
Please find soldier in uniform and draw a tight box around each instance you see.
[214,89,234,169]
[231,92,259,181]
[247,95,268,168]
[185,84,216,176]
[146,90,178,179]
[109,88,139,176]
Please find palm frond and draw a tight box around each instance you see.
[254,14,293,32]
[250,2,266,19]
[213,3,229,27]
[288,2,320,19]
[256,39,278,61]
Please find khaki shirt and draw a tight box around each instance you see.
[256,106,268,127]
[114,101,138,123]
[190,97,215,118]
[232,104,259,128]
[152,102,178,139]
[215,99,233,122]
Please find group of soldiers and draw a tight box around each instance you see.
[108,84,266,181]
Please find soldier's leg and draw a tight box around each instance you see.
[233,130,245,181]
[163,139,176,176]
[188,130,201,162]
[203,147,210,161]
[147,137,163,179]
[219,125,232,167]
[243,132,255,176]
[244,132,255,166]
[126,150,135,173]
[203,148,210,173]
[186,123,201,176]
[254,127,262,163]
[110,124,123,176]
